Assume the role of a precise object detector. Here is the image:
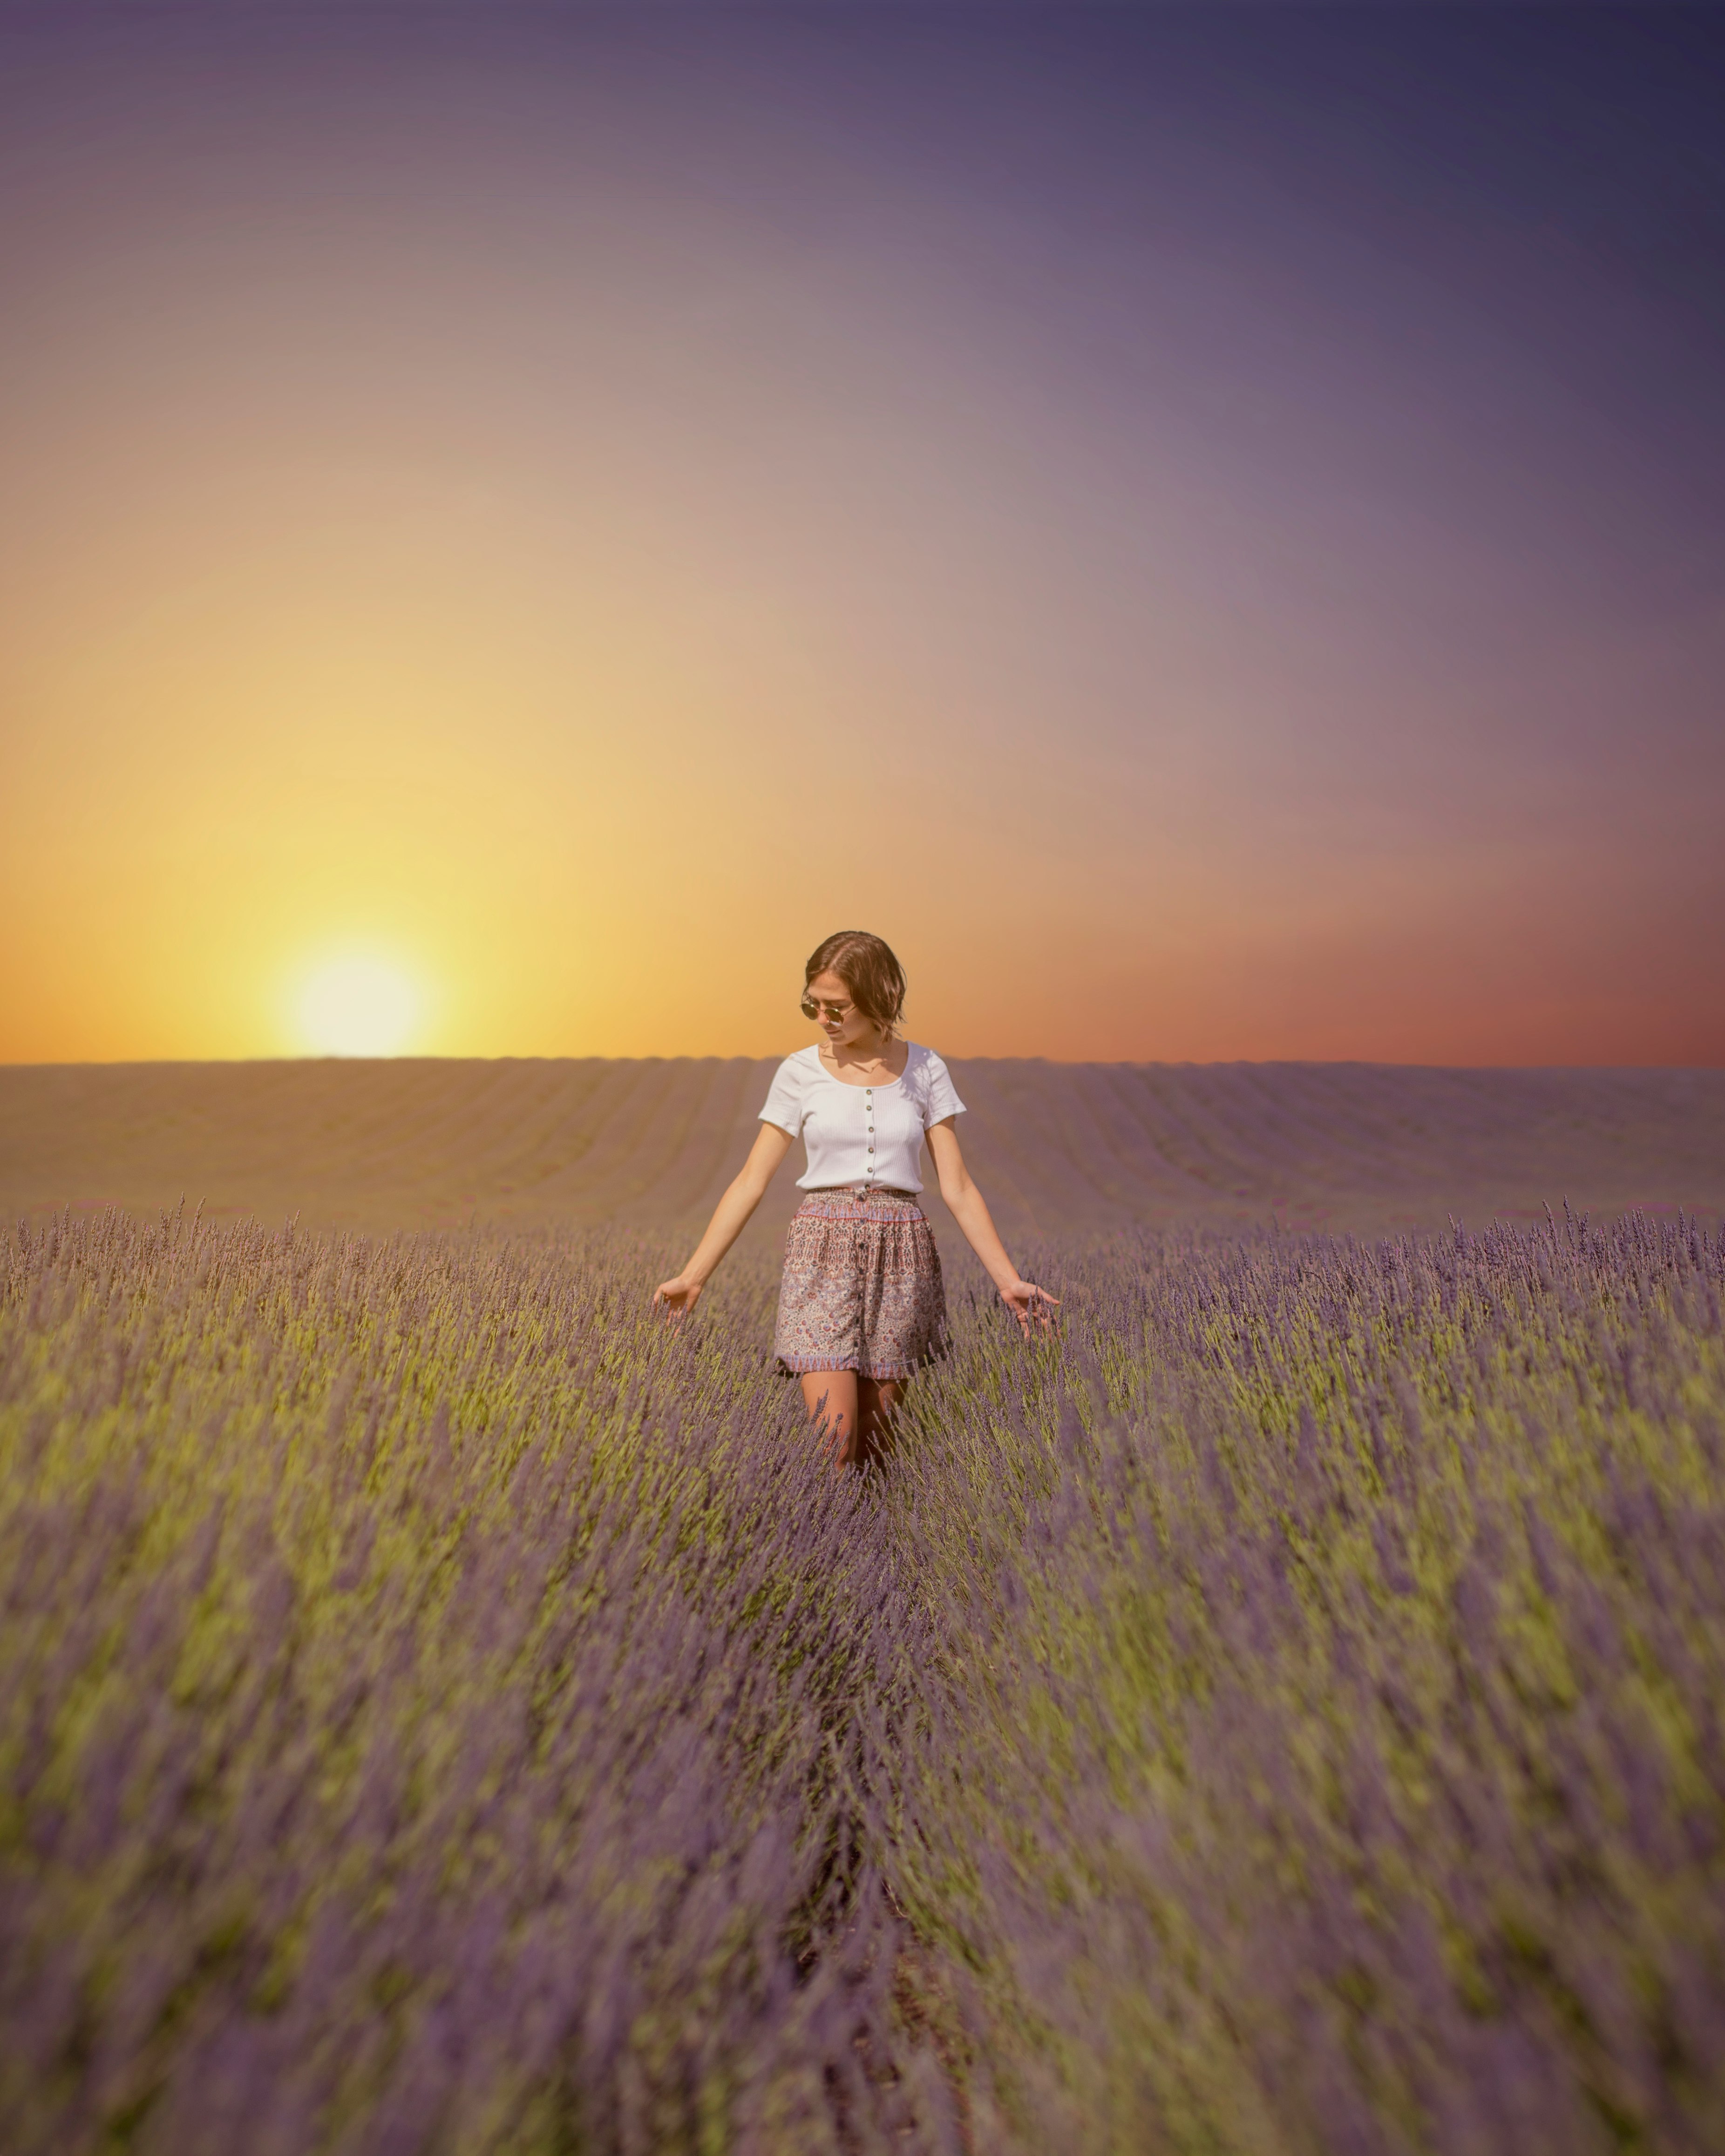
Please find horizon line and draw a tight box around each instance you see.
[5,1054,1724,1077]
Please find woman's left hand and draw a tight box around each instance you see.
[1000,1279,1060,1335]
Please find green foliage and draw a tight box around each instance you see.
[3,1203,1723,2152]
[888,1218,1725,2153]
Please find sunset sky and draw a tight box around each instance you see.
[2,4,1721,1066]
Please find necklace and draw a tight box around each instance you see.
[822,1036,898,1081]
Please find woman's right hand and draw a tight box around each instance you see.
[1000,1279,1060,1335]
[652,1274,703,1316]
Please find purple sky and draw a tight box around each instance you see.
[2,6,1721,1063]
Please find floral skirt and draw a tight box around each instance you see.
[773,1187,948,1381]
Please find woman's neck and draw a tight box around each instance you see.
[821,1031,908,1078]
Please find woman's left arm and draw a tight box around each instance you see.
[925,1119,1059,1333]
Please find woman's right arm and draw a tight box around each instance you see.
[652,1122,795,1314]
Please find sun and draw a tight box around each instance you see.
[294,952,425,1058]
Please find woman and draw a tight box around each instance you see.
[652,930,1057,1466]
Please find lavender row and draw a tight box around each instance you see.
[0,1207,955,2154]
[889,1211,1725,2151]
[5,1203,1722,2150]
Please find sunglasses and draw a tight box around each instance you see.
[801,995,854,1021]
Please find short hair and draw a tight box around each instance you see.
[803,930,907,1032]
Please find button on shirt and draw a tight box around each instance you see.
[759,1042,965,1192]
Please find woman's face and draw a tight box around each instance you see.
[806,970,879,1049]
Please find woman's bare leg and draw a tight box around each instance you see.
[799,1371,907,1469]
[800,1370,860,1464]
[856,1376,906,1469]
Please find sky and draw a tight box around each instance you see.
[2,3,1722,1066]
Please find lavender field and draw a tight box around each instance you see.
[5,1192,1724,2153]
[5,1057,1724,1236]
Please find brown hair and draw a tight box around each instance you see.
[803,930,907,1034]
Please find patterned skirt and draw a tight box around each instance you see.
[773,1187,948,1381]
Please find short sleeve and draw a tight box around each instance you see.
[759,1055,808,1137]
[921,1050,965,1126]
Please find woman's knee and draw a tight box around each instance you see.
[800,1370,857,1431]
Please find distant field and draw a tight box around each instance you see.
[2,1057,1723,1237]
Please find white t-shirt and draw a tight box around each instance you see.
[760,1042,966,1193]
